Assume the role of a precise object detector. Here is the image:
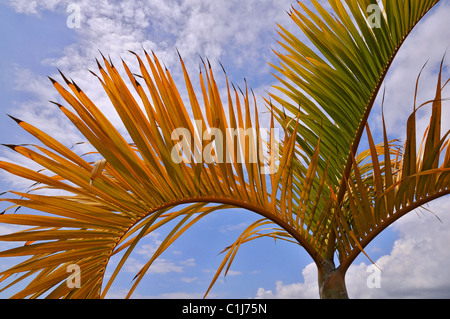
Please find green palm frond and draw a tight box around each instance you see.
[272,0,440,188]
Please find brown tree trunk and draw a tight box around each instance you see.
[318,259,349,299]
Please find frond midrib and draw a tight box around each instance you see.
[96,195,323,298]
[112,195,321,261]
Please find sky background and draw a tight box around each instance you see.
[0,0,449,299]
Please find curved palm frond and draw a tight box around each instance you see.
[272,0,440,190]
[0,50,304,298]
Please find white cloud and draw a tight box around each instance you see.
[148,258,185,274]
[4,66,86,151]
[219,222,249,234]
[134,232,162,258]
[181,277,198,283]
[120,232,195,275]
[3,0,297,159]
[8,0,295,73]
[347,197,450,299]
[7,0,63,15]
[124,257,183,274]
[180,258,196,267]
[226,270,242,276]
[105,287,218,299]
[255,263,319,299]
[373,1,450,139]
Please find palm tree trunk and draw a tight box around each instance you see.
[318,259,349,299]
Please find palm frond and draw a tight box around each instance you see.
[0,48,345,297]
[0,50,302,298]
[272,0,440,190]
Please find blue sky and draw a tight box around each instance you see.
[0,0,449,299]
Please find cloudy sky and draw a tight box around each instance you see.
[0,0,449,299]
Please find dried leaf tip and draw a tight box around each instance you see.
[97,50,108,63]
[128,50,143,67]
[95,58,104,70]
[6,114,23,124]
[72,80,82,93]
[1,144,17,151]
[176,47,182,60]
[108,55,115,68]
[57,68,71,85]
[128,50,138,56]
[218,61,227,75]
[47,76,57,84]
[49,101,63,109]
